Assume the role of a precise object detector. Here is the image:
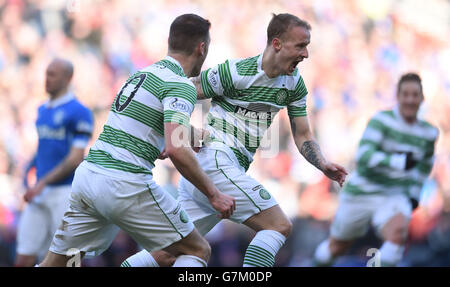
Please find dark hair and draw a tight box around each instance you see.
[168,14,211,55]
[267,13,311,45]
[397,73,423,94]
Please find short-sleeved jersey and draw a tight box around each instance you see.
[343,107,439,199]
[36,92,93,186]
[85,56,197,183]
[200,54,308,171]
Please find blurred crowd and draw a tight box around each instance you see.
[0,0,449,266]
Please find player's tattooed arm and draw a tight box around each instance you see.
[300,140,326,171]
[290,117,325,171]
[190,76,207,100]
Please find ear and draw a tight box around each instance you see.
[197,41,206,56]
[272,38,282,52]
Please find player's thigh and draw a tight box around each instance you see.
[113,184,195,253]
[207,149,278,225]
[16,202,51,256]
[215,155,278,223]
[330,193,374,241]
[50,166,119,257]
[372,194,412,241]
[178,148,279,231]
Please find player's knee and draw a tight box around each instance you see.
[191,236,211,262]
[383,214,409,244]
[387,226,407,245]
[198,239,211,262]
[329,239,350,257]
[277,220,292,238]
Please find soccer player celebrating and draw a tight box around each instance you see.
[38,14,235,267]
[313,73,439,267]
[123,13,347,267]
[15,59,93,267]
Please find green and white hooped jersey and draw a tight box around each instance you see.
[343,107,438,199]
[85,56,196,182]
[200,54,308,171]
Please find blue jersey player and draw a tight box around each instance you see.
[15,59,93,267]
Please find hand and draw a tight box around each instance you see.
[322,162,348,187]
[158,148,169,160]
[405,152,418,170]
[24,180,46,202]
[208,191,236,219]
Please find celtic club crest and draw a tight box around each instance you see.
[275,89,289,106]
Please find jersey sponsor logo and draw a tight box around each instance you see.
[53,110,65,125]
[275,89,289,106]
[171,203,182,215]
[37,125,66,140]
[169,98,190,113]
[234,106,272,121]
[154,63,166,69]
[180,210,189,223]
[208,69,219,88]
[252,185,263,191]
[259,188,271,200]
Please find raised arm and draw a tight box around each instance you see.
[289,116,347,186]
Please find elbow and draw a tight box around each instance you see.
[165,146,182,161]
[70,153,85,169]
[71,158,84,170]
[75,156,84,166]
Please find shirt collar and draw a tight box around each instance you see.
[257,53,263,73]
[164,55,186,77]
[45,92,75,108]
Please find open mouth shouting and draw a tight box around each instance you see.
[289,59,301,73]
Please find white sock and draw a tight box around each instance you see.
[379,241,405,267]
[314,239,333,266]
[172,255,207,267]
[121,250,159,267]
[243,230,286,267]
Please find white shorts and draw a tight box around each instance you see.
[17,185,71,258]
[178,145,278,236]
[330,192,412,241]
[49,162,195,257]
